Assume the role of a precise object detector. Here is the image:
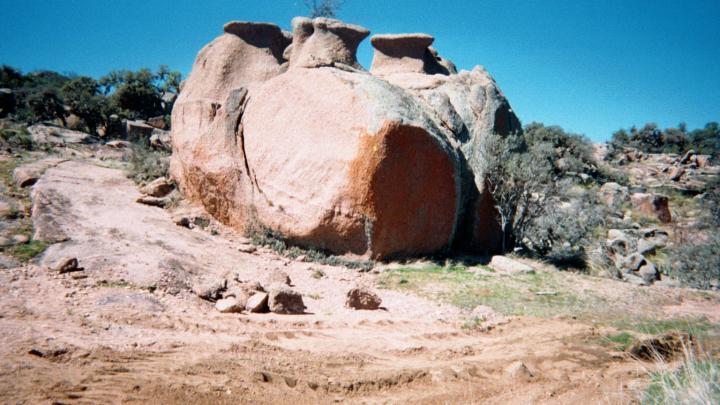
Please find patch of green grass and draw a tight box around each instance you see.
[379,264,608,318]
[612,317,716,337]
[600,331,636,351]
[5,240,48,262]
[306,293,322,300]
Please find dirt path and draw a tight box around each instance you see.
[0,158,716,404]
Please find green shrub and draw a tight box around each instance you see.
[524,190,606,268]
[661,236,720,290]
[127,141,169,184]
[6,240,48,262]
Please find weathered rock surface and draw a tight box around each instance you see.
[27,124,91,146]
[52,257,79,273]
[345,287,382,310]
[171,17,520,259]
[192,278,227,301]
[599,182,629,207]
[370,34,449,76]
[242,68,461,259]
[13,158,66,188]
[30,160,273,290]
[262,270,292,287]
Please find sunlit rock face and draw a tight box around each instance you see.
[171,17,521,259]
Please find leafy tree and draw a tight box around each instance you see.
[305,0,344,18]
[61,76,107,134]
[100,66,182,119]
[25,88,66,124]
[689,122,720,159]
[156,65,182,94]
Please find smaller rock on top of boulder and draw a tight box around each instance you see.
[223,20,291,52]
[346,287,382,310]
[371,33,434,51]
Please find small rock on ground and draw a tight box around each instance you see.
[215,297,244,313]
[345,287,382,310]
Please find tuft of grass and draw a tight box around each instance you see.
[613,317,715,338]
[601,331,636,351]
[6,240,48,262]
[642,350,720,404]
[311,269,325,279]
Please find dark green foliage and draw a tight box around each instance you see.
[1,65,181,132]
[689,122,720,159]
[25,88,66,124]
[0,65,25,88]
[60,76,107,134]
[609,121,720,161]
[475,131,557,252]
[101,69,163,119]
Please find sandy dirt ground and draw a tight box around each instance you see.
[0,155,718,404]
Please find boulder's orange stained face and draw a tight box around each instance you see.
[349,121,458,259]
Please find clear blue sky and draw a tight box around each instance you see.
[1,0,718,141]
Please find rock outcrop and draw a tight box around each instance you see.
[171,17,522,260]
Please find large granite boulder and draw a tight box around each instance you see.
[170,21,290,229]
[171,17,521,259]
[242,67,461,258]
